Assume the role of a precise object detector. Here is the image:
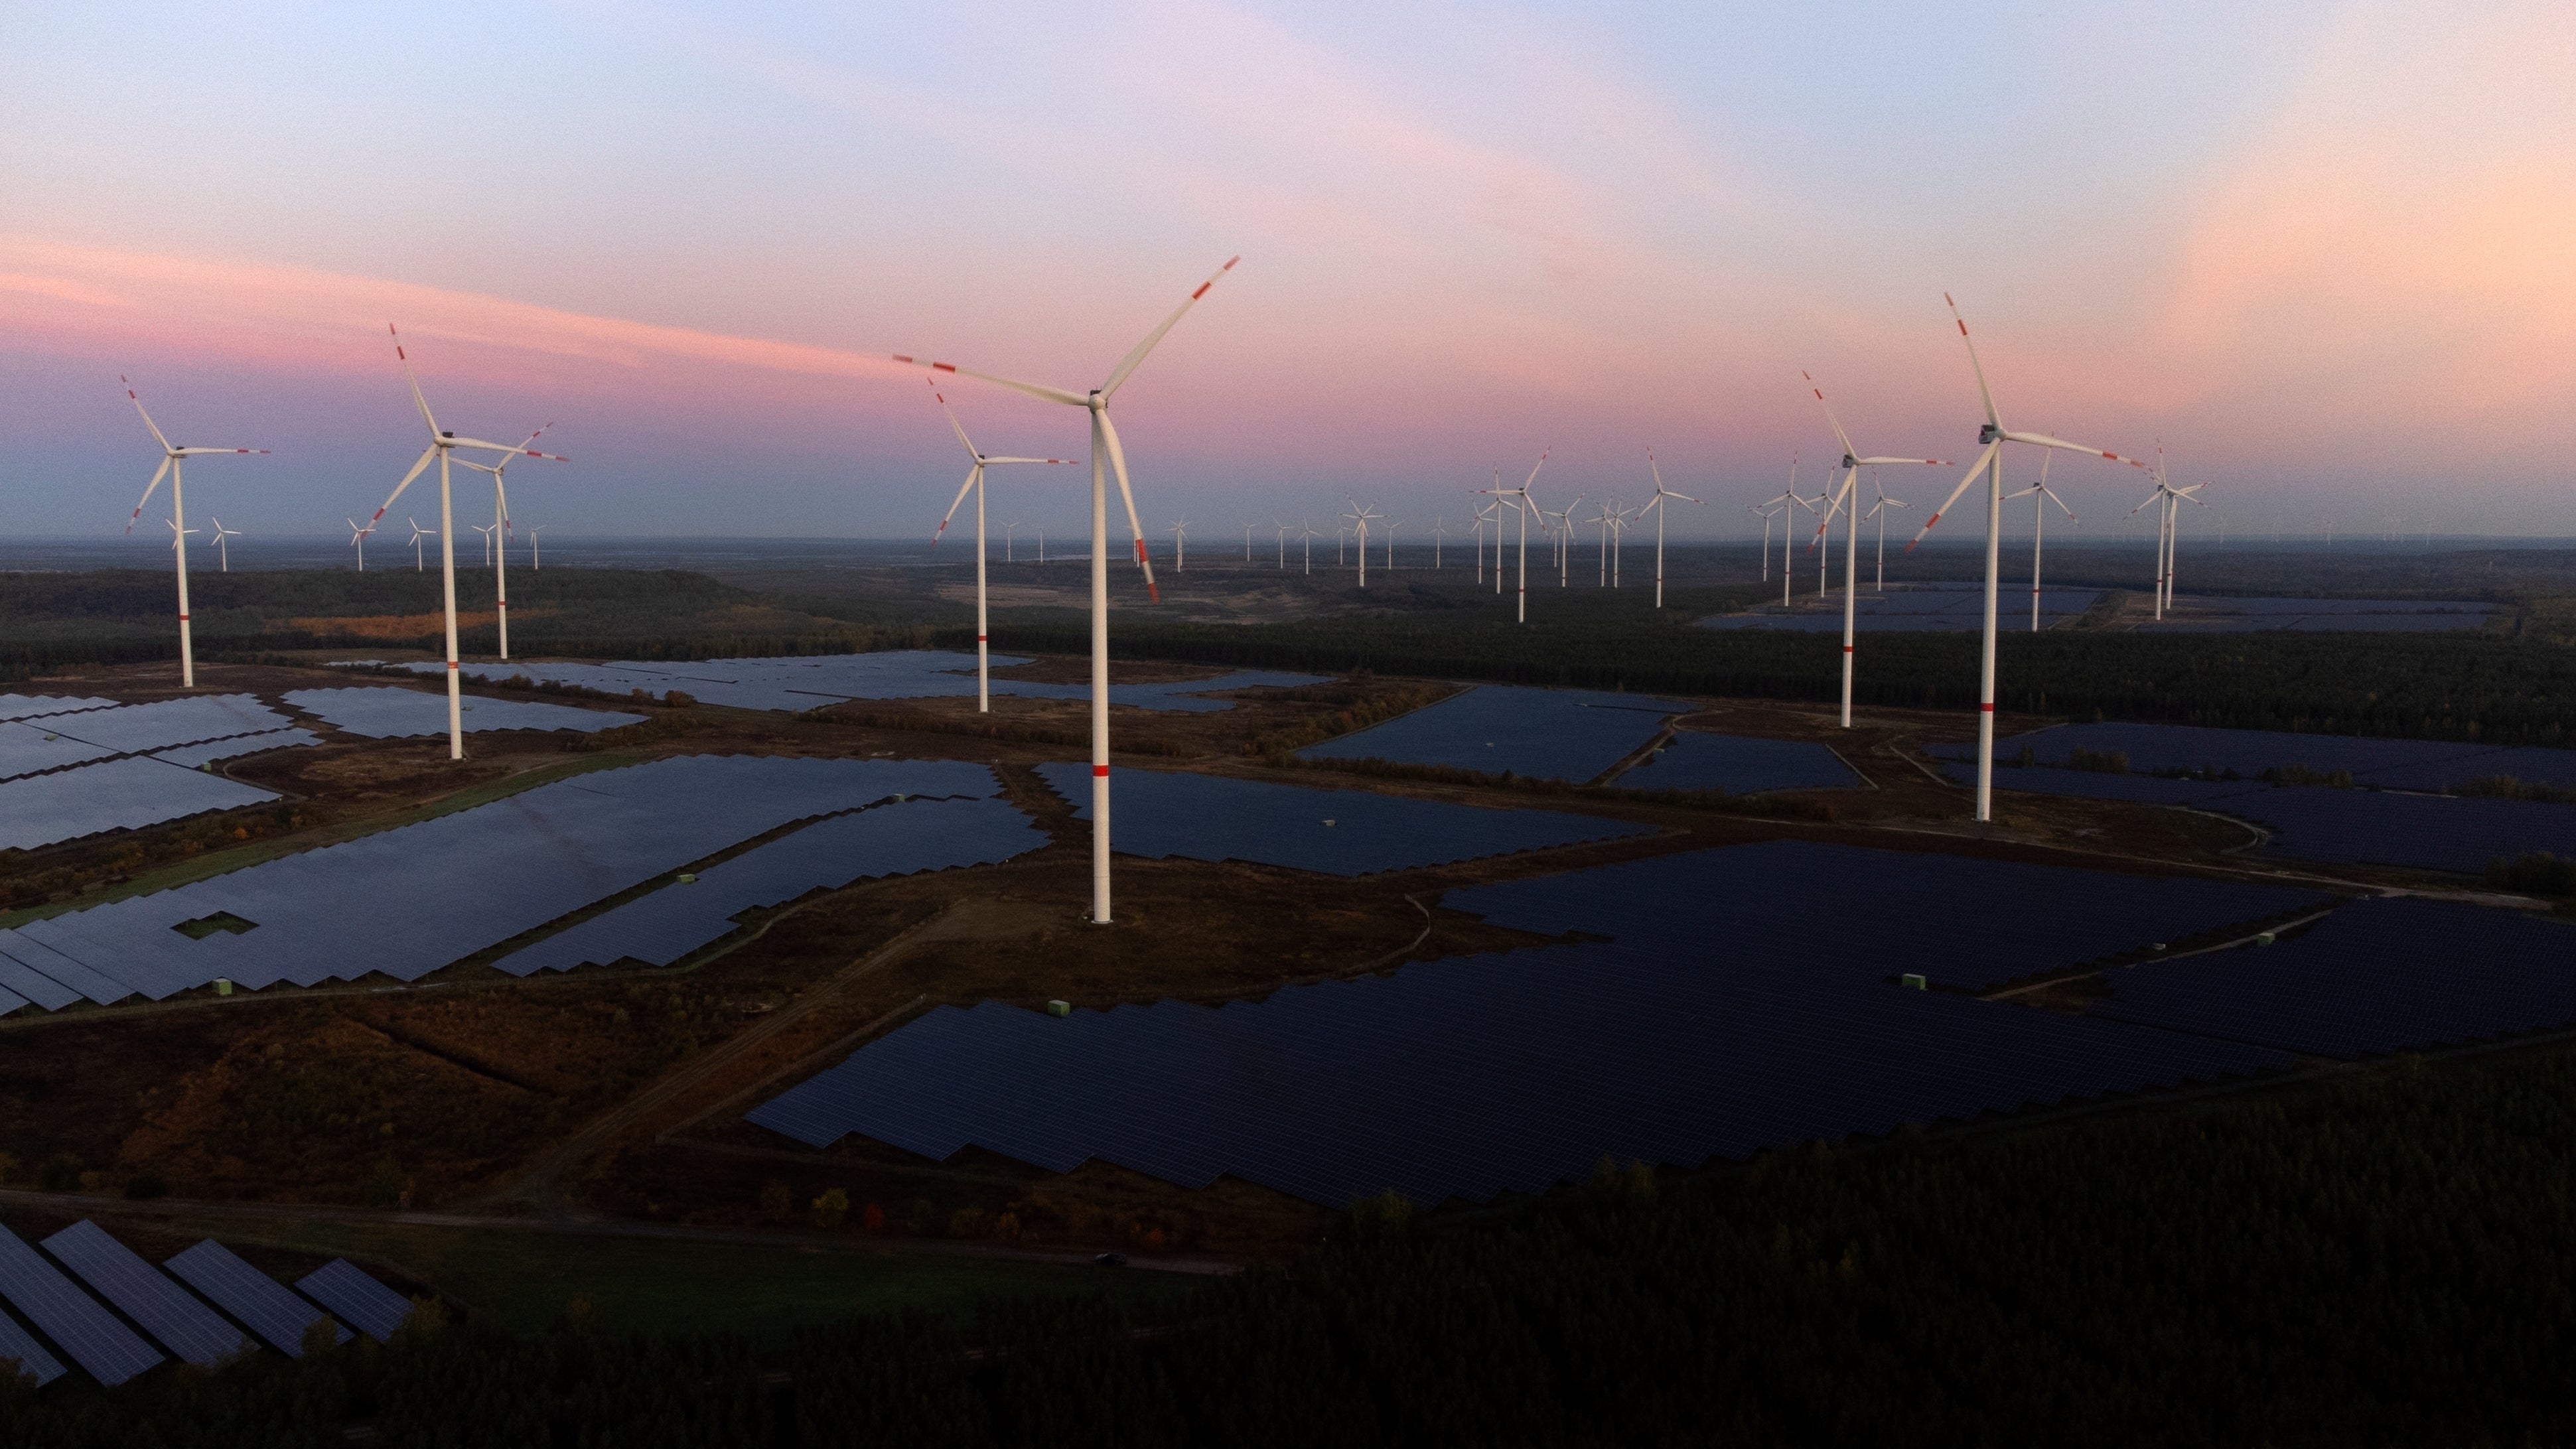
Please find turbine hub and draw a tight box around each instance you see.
[1977,424,2000,445]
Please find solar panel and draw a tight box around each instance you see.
[20,756,1005,999]
[495,795,1048,975]
[1614,731,1858,794]
[1951,722,2500,782]
[281,687,646,738]
[40,1221,253,1367]
[0,1303,66,1387]
[403,653,1325,715]
[1031,762,1650,876]
[38,695,291,754]
[2094,898,2576,1056]
[1297,684,1691,782]
[2131,596,2494,633]
[0,721,118,781]
[151,728,326,769]
[0,1221,162,1385]
[1700,585,2101,632]
[0,934,131,1006]
[2220,788,2576,874]
[163,1241,348,1357]
[0,694,117,722]
[293,1260,411,1344]
[0,756,282,852]
[748,841,2303,1207]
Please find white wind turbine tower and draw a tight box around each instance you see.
[1273,518,1289,569]
[1638,453,1699,608]
[1471,498,1498,586]
[895,256,1240,925]
[1298,518,1319,574]
[119,376,267,689]
[1243,521,1254,563]
[1906,295,2147,819]
[208,518,240,573]
[1340,500,1382,586]
[1544,496,1581,586]
[363,324,565,762]
[456,425,567,661]
[346,518,370,572]
[1169,519,1189,572]
[2007,453,2078,632]
[2126,447,2207,618]
[1478,450,1548,623]
[1609,503,1638,587]
[1864,480,1908,590]
[526,526,545,569]
[407,518,436,571]
[1431,517,1449,569]
[1800,371,1946,727]
[472,521,496,567]
[1384,519,1400,571]
[1335,523,1348,567]
[928,387,1078,711]
[1752,503,1780,583]
[1590,502,1614,586]
[1004,521,1020,562]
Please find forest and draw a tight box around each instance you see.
[10,1041,2576,1447]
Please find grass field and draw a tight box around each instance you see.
[166,1216,1195,1338]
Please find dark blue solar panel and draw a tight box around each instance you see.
[17,756,1003,999]
[38,695,289,754]
[496,796,1047,974]
[0,1304,65,1387]
[2220,788,2576,874]
[1960,760,2250,806]
[0,985,25,1017]
[0,933,130,1006]
[163,1241,348,1357]
[0,1221,161,1386]
[1616,731,1858,794]
[0,756,282,852]
[1700,584,2099,632]
[2358,745,2576,794]
[748,842,2300,1208]
[0,693,117,721]
[294,1261,411,1344]
[150,728,326,768]
[0,721,116,780]
[42,1221,252,1367]
[283,687,645,738]
[1032,763,1651,876]
[1947,723,2494,780]
[1296,684,1689,782]
[414,653,1323,715]
[2094,898,2576,1057]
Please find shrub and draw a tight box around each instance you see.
[2487,851,2576,898]
[810,1187,849,1231]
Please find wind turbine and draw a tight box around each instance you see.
[457,425,567,661]
[407,518,436,571]
[346,518,370,572]
[1341,500,1382,586]
[1298,518,1318,574]
[1472,498,1498,586]
[472,522,498,567]
[1478,451,1547,623]
[1752,503,1780,583]
[1759,457,1808,606]
[1906,295,2147,819]
[1273,518,1289,569]
[1801,371,1947,726]
[1383,519,1400,571]
[362,324,565,762]
[1864,480,1908,590]
[1609,502,1637,587]
[896,256,1240,926]
[928,387,1077,712]
[2006,454,2080,632]
[526,525,545,570]
[2126,448,2208,617]
[1169,519,1190,572]
[1590,502,1614,586]
[1004,521,1020,562]
[208,518,240,573]
[1430,516,1449,570]
[1243,521,1254,563]
[1543,496,1581,586]
[1638,453,1699,608]
[119,376,267,689]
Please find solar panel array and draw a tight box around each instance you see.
[283,687,645,738]
[0,693,117,721]
[2137,596,2495,633]
[2094,898,2576,1058]
[750,841,2300,1207]
[295,1260,413,1344]
[392,652,1323,715]
[0,755,282,853]
[496,794,1047,974]
[1701,583,2101,633]
[0,1301,66,1387]
[163,1240,348,1356]
[41,1221,253,1368]
[1031,763,1651,876]
[36,695,291,755]
[151,728,326,769]
[1613,730,1859,794]
[1952,722,2509,782]
[2217,788,2576,874]
[1295,684,1688,782]
[0,1222,161,1386]
[0,755,1001,1006]
[0,721,117,780]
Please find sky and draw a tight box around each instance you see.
[3,0,2571,547]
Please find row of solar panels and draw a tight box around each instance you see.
[747,840,2326,1207]
[398,651,1325,715]
[1295,683,1689,782]
[0,1219,411,1389]
[0,755,1010,1013]
[1950,721,2576,794]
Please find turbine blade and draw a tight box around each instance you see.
[368,445,440,529]
[1855,456,1946,466]
[932,464,979,543]
[933,387,983,462]
[980,456,1077,466]
[126,456,173,532]
[892,356,1088,408]
[390,324,440,435]
[120,377,174,452]
[1102,255,1240,399]
[1098,411,1161,602]
[2006,431,2143,466]
[1943,293,2002,433]
[1802,372,1862,462]
[1906,441,2000,551]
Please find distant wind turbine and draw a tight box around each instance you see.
[407,518,435,571]
[208,518,240,573]
[1802,371,1946,726]
[2006,453,2077,632]
[346,518,369,572]
[1638,453,1699,608]
[119,376,267,689]
[1341,500,1382,587]
[1478,450,1548,623]
[457,424,567,660]
[1864,480,1908,590]
[1169,518,1190,572]
[928,384,1078,712]
[526,525,545,570]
